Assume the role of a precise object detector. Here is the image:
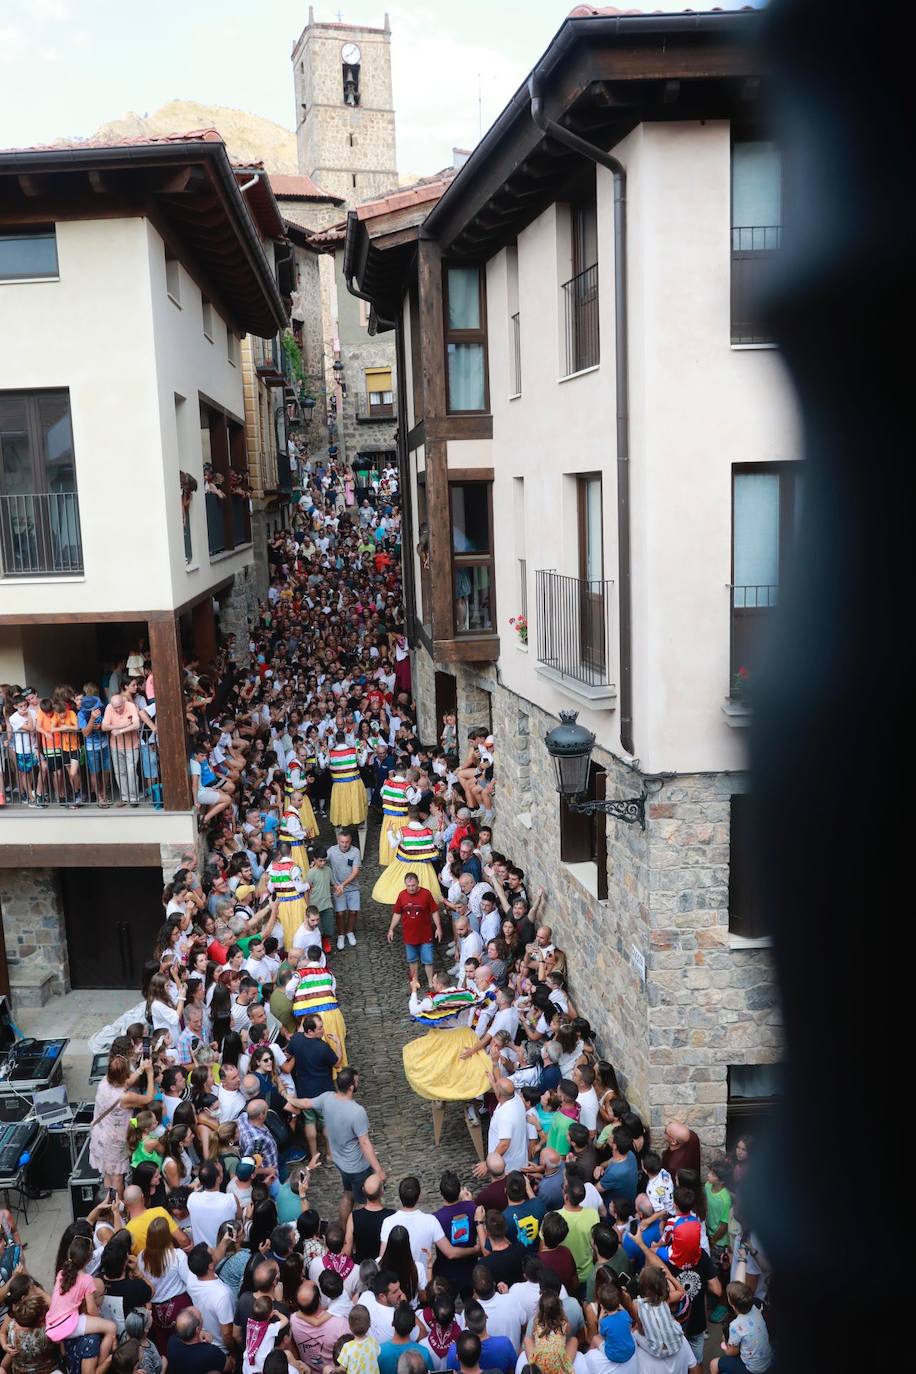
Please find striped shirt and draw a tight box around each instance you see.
[409,987,477,1027]
[329,746,360,783]
[291,965,340,1017]
[380,777,409,816]
[279,808,305,844]
[395,825,438,864]
[265,859,306,898]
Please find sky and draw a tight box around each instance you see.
[0,0,764,177]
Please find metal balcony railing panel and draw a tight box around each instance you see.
[561,264,599,375]
[0,492,84,576]
[535,568,615,688]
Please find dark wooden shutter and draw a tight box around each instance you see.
[728,793,765,938]
[593,768,608,901]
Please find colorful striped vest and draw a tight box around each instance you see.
[395,824,438,864]
[279,808,304,845]
[381,776,409,818]
[285,759,306,795]
[329,745,360,784]
[291,965,340,1016]
[410,987,477,1027]
[265,858,301,899]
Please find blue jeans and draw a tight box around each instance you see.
[405,941,435,965]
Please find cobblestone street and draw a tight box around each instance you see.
[305,812,483,1216]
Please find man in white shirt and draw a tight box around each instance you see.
[470,1267,526,1349]
[462,989,520,1063]
[187,1163,238,1246]
[458,874,496,934]
[477,1078,528,1177]
[450,916,483,978]
[574,1065,600,1137]
[185,1240,236,1349]
[215,1064,247,1123]
[230,978,259,1034]
[378,1176,458,1269]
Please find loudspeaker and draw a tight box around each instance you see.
[0,1097,29,1124]
[28,1126,72,1191]
[68,1133,102,1221]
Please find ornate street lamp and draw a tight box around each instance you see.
[544,709,647,828]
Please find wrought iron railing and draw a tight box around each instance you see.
[561,264,599,375]
[0,492,83,576]
[206,487,251,557]
[729,583,778,698]
[731,225,781,344]
[1,725,163,809]
[536,568,614,687]
[510,312,521,395]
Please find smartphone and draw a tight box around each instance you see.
[6,1244,21,1271]
[224,1224,236,1239]
[108,1187,117,1203]
[142,1036,151,1059]
[628,1219,639,1235]
[318,1218,329,1239]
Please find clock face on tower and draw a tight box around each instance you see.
[341,42,361,65]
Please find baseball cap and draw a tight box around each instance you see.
[235,1157,256,1181]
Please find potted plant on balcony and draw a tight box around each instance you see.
[731,664,753,700]
[509,613,528,646]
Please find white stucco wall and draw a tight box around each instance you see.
[0,217,251,616]
[489,120,800,774]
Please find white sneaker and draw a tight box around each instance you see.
[347,932,356,947]
[465,1105,479,1125]
[337,935,345,950]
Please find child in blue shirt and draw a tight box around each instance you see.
[593,1282,637,1366]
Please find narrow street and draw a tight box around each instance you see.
[305,813,483,1217]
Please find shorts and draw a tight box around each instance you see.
[337,1164,372,1200]
[64,1331,100,1374]
[45,750,79,772]
[300,1107,323,1126]
[15,753,36,772]
[332,887,361,913]
[86,749,111,775]
[319,907,336,936]
[717,1358,749,1374]
[197,787,224,806]
[405,941,435,966]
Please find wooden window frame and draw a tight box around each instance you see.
[416,471,432,631]
[559,760,608,900]
[443,262,490,415]
[449,478,495,638]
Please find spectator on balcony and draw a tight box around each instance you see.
[6,687,47,806]
[190,743,232,826]
[107,657,128,702]
[76,682,112,805]
[102,692,142,806]
[37,694,83,807]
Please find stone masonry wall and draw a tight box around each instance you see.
[487,680,781,1155]
[0,868,69,995]
[218,567,259,663]
[410,646,495,755]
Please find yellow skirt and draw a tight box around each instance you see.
[403,1027,492,1101]
[378,813,405,865]
[276,894,308,950]
[299,797,319,840]
[290,841,309,874]
[320,1007,348,1072]
[372,858,442,905]
[330,778,368,827]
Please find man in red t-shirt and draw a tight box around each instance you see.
[387,871,443,985]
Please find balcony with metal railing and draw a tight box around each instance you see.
[206,487,252,558]
[722,582,778,726]
[561,264,599,376]
[1,725,164,810]
[535,568,617,706]
[0,492,84,577]
[731,225,781,344]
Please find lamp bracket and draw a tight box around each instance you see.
[566,790,647,829]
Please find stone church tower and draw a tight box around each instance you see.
[292,8,398,208]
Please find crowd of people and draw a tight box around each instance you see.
[0,459,773,1374]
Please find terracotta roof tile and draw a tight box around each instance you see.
[270,172,342,202]
[354,167,458,222]
[0,128,226,154]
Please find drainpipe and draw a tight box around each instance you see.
[528,77,634,755]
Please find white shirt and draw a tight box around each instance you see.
[151,1000,181,1038]
[479,1004,519,1043]
[487,1094,529,1173]
[478,1292,525,1349]
[290,925,327,962]
[379,1208,445,1268]
[480,907,501,944]
[185,1272,235,1348]
[458,930,484,966]
[307,1255,362,1299]
[217,1086,247,1123]
[576,1087,600,1133]
[187,1189,237,1247]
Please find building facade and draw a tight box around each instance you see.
[0,135,287,1003]
[291,9,399,478]
[348,9,795,1153]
